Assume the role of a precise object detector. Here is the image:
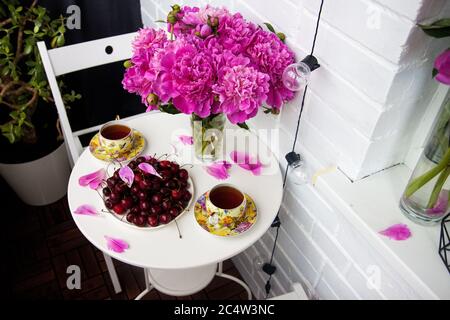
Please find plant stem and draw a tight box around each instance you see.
[427,165,450,208]
[405,147,450,198]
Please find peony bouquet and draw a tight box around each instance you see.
[122,4,296,125]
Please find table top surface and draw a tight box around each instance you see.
[67,112,283,269]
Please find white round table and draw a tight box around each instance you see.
[67,112,283,298]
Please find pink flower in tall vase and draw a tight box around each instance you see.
[153,39,216,117]
[213,53,270,123]
[246,30,295,109]
[122,4,298,122]
[435,49,450,86]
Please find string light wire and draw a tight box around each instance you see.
[264,0,325,298]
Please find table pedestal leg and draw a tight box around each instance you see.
[215,261,252,300]
[133,262,252,300]
[103,252,122,294]
[135,268,154,300]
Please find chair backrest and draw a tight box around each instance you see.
[37,32,137,167]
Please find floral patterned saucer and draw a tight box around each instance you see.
[89,130,145,162]
[194,192,257,237]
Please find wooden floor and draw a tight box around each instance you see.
[2,178,249,300]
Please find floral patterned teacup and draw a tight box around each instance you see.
[205,184,247,229]
[98,121,134,157]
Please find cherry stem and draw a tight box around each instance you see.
[174,219,182,239]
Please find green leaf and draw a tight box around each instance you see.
[432,68,438,78]
[418,19,450,38]
[24,43,32,55]
[154,19,166,23]
[263,22,276,33]
[158,103,181,115]
[56,34,64,47]
[237,122,249,130]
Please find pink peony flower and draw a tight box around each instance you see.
[435,49,450,85]
[246,30,295,109]
[217,13,258,54]
[122,28,168,102]
[213,53,269,123]
[153,38,216,117]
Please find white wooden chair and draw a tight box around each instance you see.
[37,32,145,294]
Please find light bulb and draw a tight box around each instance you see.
[282,62,311,91]
[282,55,320,92]
[285,151,309,185]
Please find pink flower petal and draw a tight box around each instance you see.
[427,190,449,215]
[119,166,134,187]
[379,224,411,241]
[205,161,232,180]
[138,162,162,179]
[79,169,106,190]
[74,204,98,216]
[230,150,262,176]
[178,135,193,145]
[105,236,129,253]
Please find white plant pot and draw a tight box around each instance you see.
[0,142,71,206]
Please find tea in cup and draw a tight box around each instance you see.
[206,184,247,228]
[98,121,134,156]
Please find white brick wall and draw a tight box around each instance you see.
[139,0,449,299]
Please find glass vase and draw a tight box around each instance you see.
[400,98,450,225]
[191,113,226,161]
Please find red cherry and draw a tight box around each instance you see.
[160,187,171,196]
[183,190,192,202]
[115,183,127,194]
[110,192,121,204]
[165,180,177,189]
[139,179,151,190]
[131,185,140,194]
[113,170,120,179]
[139,200,150,211]
[106,177,116,189]
[130,206,140,215]
[137,191,147,200]
[150,181,161,191]
[159,213,172,224]
[178,169,188,180]
[148,158,157,165]
[169,207,179,217]
[133,215,146,227]
[151,193,163,204]
[150,205,162,215]
[103,187,111,197]
[160,160,171,168]
[171,189,182,200]
[104,199,113,209]
[128,161,137,169]
[161,200,171,211]
[121,197,134,209]
[134,174,143,183]
[126,213,135,223]
[136,156,146,163]
[147,214,159,227]
[112,203,126,215]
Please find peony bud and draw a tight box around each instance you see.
[167,13,177,24]
[209,16,219,28]
[146,93,159,106]
[123,60,133,68]
[200,24,212,37]
[171,4,181,12]
[276,32,286,42]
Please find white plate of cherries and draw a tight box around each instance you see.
[101,156,194,229]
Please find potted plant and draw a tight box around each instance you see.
[0,0,80,205]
